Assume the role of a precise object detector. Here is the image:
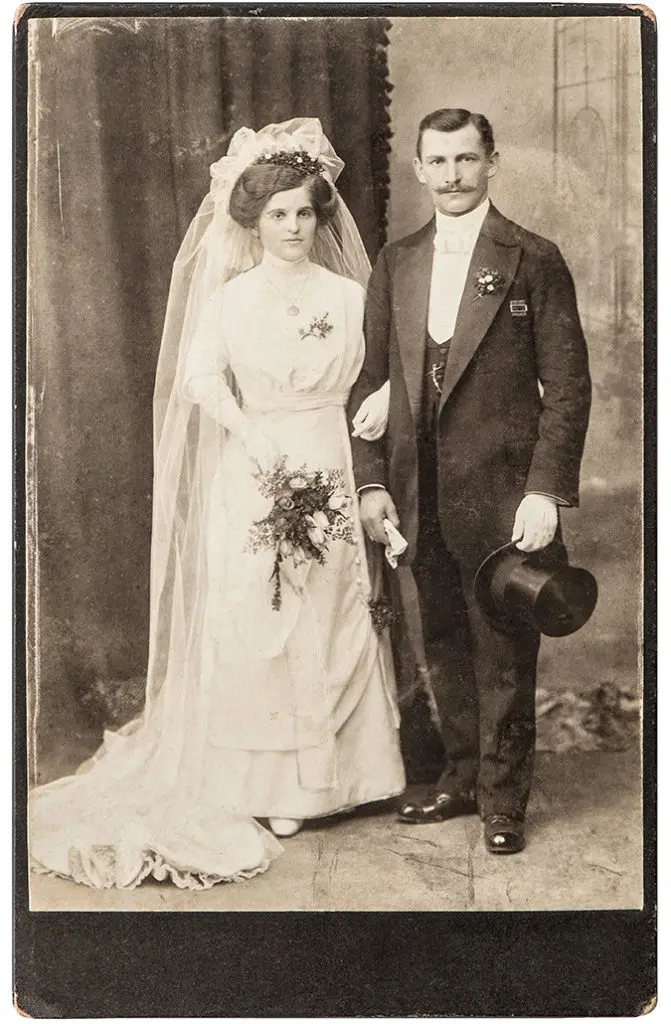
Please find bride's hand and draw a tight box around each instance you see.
[351,380,390,441]
[244,428,280,473]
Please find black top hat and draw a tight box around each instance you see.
[474,539,598,637]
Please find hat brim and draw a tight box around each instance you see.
[473,539,568,634]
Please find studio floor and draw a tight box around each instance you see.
[29,748,642,912]
[29,485,643,913]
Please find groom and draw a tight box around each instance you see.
[348,109,591,853]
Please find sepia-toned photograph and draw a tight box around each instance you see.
[24,8,647,918]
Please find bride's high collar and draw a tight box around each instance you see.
[260,249,312,278]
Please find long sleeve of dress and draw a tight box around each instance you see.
[182,288,253,442]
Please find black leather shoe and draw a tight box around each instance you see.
[483,814,526,854]
[397,790,478,824]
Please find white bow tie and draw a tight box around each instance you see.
[434,231,474,255]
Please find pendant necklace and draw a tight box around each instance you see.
[264,266,313,316]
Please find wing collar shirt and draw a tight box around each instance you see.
[428,198,491,345]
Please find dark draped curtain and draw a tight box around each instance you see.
[28,16,392,777]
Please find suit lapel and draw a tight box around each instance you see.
[393,223,434,428]
[439,206,521,415]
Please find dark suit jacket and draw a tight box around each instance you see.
[348,204,592,566]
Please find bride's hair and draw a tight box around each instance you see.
[229,163,339,229]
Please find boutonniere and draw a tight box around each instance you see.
[298,312,333,341]
[474,267,506,298]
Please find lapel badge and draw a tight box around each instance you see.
[509,299,529,317]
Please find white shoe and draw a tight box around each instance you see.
[268,817,304,837]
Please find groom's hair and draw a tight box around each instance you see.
[416,109,495,159]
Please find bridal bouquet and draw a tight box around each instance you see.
[247,456,355,609]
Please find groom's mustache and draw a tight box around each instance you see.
[436,185,476,194]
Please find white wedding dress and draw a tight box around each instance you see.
[29,253,405,890]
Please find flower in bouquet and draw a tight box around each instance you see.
[246,456,355,609]
[291,546,308,566]
[278,538,293,558]
[328,492,351,512]
[305,514,328,549]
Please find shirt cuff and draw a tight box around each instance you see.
[356,484,387,495]
[525,491,570,507]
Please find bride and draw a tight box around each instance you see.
[30,118,402,890]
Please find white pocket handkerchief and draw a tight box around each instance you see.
[383,519,408,568]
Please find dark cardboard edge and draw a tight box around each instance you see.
[13,4,656,1018]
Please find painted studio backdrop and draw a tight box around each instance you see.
[27,16,643,789]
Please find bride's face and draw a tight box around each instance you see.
[255,185,318,262]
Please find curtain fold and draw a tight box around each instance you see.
[220,16,391,256]
[29,15,392,773]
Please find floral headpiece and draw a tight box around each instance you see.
[209,120,344,200]
[252,149,324,177]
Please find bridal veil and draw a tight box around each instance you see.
[30,119,372,889]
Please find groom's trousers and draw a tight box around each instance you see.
[412,434,540,819]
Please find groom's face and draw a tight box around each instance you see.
[414,124,498,217]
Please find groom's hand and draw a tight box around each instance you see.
[359,488,400,545]
[512,493,558,552]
